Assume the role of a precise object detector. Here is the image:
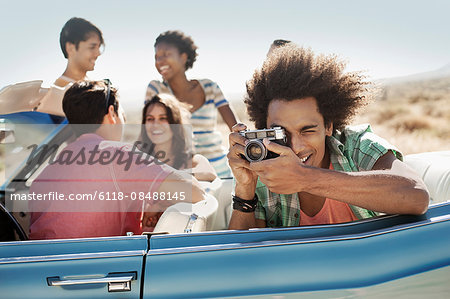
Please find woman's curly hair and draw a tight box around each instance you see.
[245,44,372,132]
[155,30,198,71]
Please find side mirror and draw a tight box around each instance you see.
[0,119,15,144]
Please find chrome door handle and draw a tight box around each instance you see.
[47,273,136,292]
[48,275,134,286]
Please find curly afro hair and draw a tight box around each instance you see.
[155,30,198,71]
[245,44,371,132]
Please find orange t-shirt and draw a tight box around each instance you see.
[299,163,358,226]
[299,198,358,225]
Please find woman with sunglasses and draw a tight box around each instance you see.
[145,30,237,178]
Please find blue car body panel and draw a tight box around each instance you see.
[248,265,450,298]
[148,204,445,250]
[1,205,448,298]
[0,236,147,298]
[0,111,56,125]
[142,203,450,298]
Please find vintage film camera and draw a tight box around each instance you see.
[239,127,287,162]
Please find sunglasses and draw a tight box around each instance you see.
[103,79,112,114]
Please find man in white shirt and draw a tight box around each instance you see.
[38,17,104,117]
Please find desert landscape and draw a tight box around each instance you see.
[1,66,449,181]
[215,67,450,156]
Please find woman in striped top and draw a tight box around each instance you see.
[145,30,237,177]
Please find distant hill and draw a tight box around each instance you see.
[378,63,450,85]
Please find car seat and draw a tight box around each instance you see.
[153,193,218,234]
[404,151,450,204]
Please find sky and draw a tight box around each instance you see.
[1,0,449,111]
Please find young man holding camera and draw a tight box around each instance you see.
[228,44,429,229]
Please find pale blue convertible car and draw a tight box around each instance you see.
[0,81,449,298]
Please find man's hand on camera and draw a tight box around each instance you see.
[250,138,307,194]
[228,123,258,198]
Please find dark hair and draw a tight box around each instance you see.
[60,17,104,59]
[154,30,198,70]
[246,44,371,132]
[271,39,291,48]
[139,94,192,169]
[62,80,118,134]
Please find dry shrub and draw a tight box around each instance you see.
[409,94,426,104]
[372,105,410,123]
[230,99,250,123]
[423,103,444,118]
[391,115,432,132]
[410,93,443,104]
[383,130,447,155]
[422,99,450,119]
[435,130,450,140]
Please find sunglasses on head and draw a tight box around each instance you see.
[103,79,112,114]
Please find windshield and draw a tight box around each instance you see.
[1,120,63,188]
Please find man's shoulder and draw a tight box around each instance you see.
[336,124,372,141]
[339,124,399,153]
[331,124,402,170]
[53,78,72,89]
[68,134,133,152]
[333,123,388,150]
[52,135,134,165]
[98,139,133,152]
[67,133,103,149]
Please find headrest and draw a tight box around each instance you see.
[0,80,46,113]
[153,193,218,234]
[404,151,450,204]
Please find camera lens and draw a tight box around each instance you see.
[249,144,262,157]
[245,140,266,162]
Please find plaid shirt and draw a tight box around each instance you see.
[254,124,403,227]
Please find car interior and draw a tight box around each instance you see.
[0,81,449,243]
[1,145,449,243]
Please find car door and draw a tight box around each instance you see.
[142,203,450,298]
[0,116,147,298]
[0,235,147,299]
